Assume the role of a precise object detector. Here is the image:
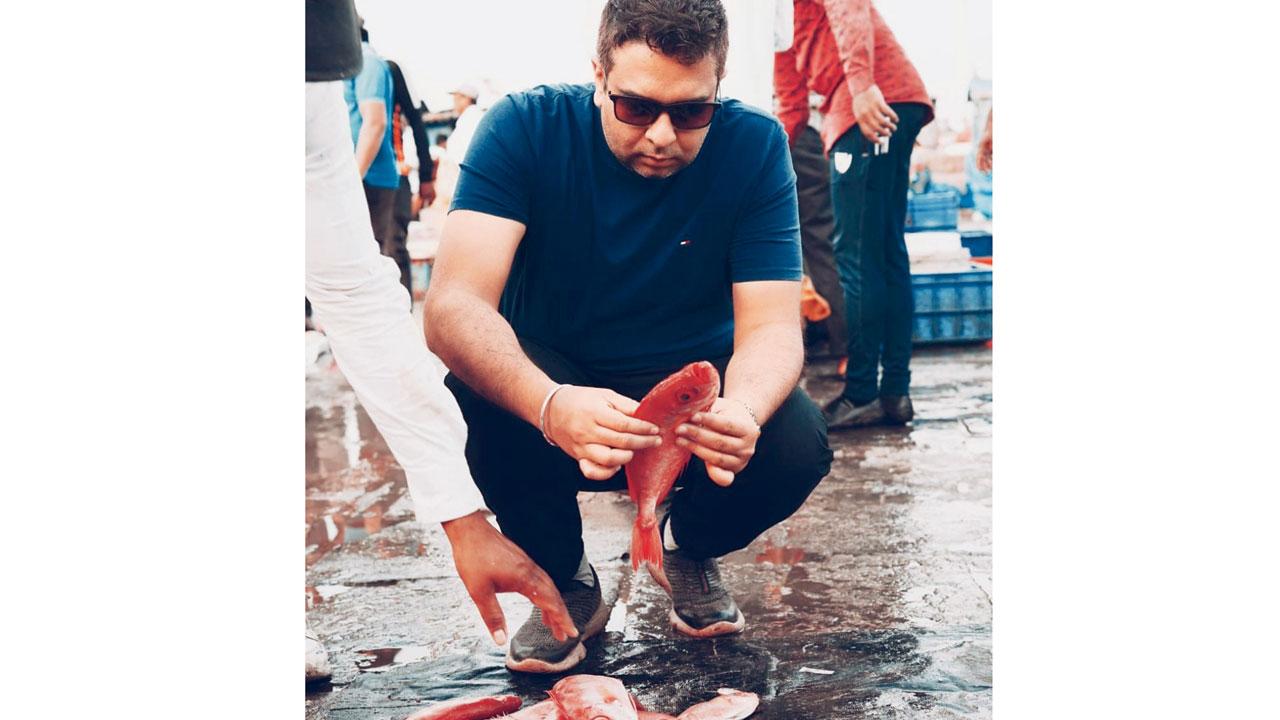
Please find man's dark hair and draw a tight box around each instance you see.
[596,0,728,78]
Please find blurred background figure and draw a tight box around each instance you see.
[977,108,992,172]
[387,60,437,219]
[776,0,933,430]
[444,82,483,167]
[965,78,993,218]
[386,58,436,295]
[344,21,409,302]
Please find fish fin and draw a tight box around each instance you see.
[631,515,663,573]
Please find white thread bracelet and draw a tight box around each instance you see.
[538,383,570,446]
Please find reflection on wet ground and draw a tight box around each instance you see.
[306,346,991,719]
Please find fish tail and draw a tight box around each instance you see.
[631,513,663,572]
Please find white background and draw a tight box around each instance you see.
[3,1,1278,718]
[360,0,991,129]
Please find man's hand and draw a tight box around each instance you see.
[441,510,578,645]
[852,84,898,143]
[674,397,762,487]
[415,180,437,214]
[545,386,661,480]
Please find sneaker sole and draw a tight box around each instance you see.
[669,608,746,639]
[504,594,612,674]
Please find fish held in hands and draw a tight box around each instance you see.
[626,361,720,575]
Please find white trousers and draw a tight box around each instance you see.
[305,81,484,524]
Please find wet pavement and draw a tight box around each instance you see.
[305,344,991,719]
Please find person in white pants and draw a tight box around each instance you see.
[305,79,575,682]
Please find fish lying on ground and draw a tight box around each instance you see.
[674,689,759,720]
[626,361,721,577]
[400,675,758,719]
[549,674,637,719]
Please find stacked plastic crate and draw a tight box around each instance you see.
[905,200,992,344]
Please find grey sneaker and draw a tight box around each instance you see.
[505,566,610,674]
[651,517,745,638]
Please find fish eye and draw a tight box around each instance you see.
[678,391,693,403]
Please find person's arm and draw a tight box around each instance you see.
[773,42,810,146]
[977,108,993,173]
[821,0,897,142]
[675,281,802,486]
[354,99,386,178]
[423,211,661,481]
[305,82,573,645]
[388,60,437,207]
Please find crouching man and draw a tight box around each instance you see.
[425,0,832,674]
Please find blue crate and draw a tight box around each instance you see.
[906,188,960,232]
[912,265,992,344]
[959,230,992,258]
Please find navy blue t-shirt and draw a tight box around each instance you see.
[451,83,800,374]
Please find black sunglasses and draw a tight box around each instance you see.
[606,88,721,131]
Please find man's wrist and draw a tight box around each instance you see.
[725,397,760,429]
[440,509,488,541]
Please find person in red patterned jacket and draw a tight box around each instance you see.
[775,0,933,428]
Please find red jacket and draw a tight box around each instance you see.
[775,0,932,154]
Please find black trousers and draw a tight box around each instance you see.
[445,338,833,586]
[363,181,411,297]
[790,125,848,357]
[389,175,415,296]
[829,104,929,403]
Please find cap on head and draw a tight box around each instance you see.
[450,82,480,100]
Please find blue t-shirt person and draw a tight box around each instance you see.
[451,83,800,374]
[342,42,399,189]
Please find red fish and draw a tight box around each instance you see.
[401,694,522,720]
[503,700,562,719]
[625,361,721,575]
[675,689,759,720]
[549,674,639,720]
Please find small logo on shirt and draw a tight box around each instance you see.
[679,238,693,246]
[833,151,853,174]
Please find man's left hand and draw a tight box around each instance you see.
[674,398,761,487]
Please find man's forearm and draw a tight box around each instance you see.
[425,290,555,427]
[724,321,804,426]
[354,121,384,178]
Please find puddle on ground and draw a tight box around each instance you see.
[323,629,989,719]
[354,646,435,673]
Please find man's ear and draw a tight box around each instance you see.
[591,57,605,108]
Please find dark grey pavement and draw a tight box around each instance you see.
[305,345,992,719]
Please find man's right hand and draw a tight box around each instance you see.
[852,84,898,143]
[544,386,661,480]
[442,510,578,645]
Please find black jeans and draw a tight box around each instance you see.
[790,125,847,357]
[389,175,415,296]
[363,181,410,298]
[829,104,928,403]
[445,338,833,586]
